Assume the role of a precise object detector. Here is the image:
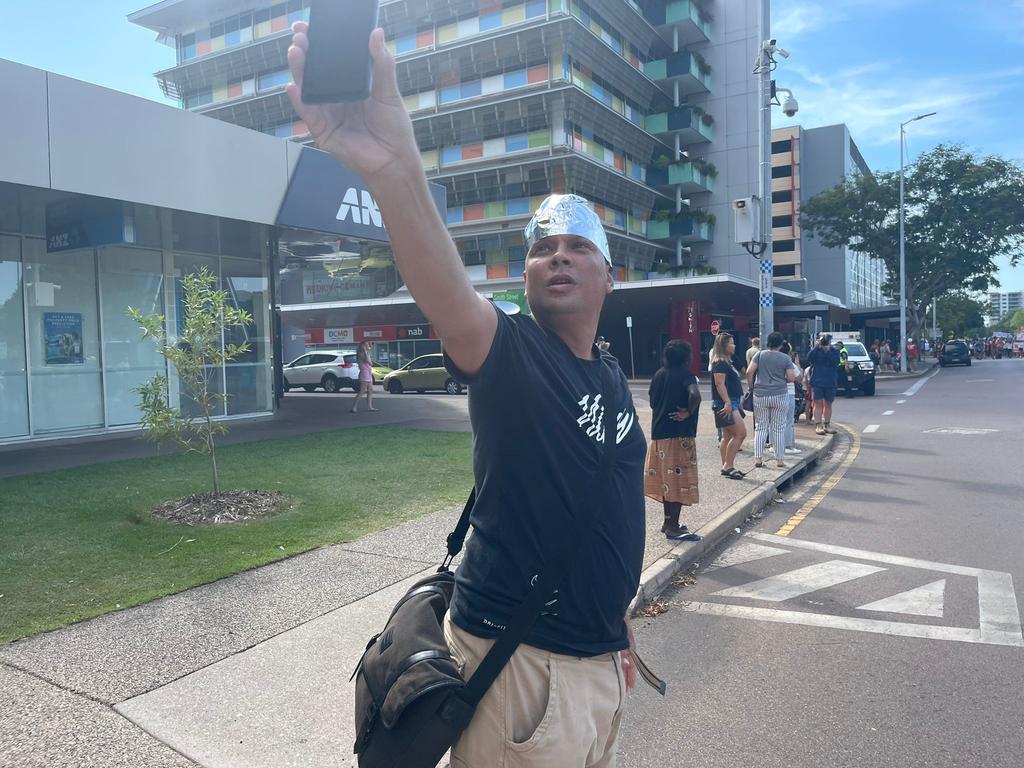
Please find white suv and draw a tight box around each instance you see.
[283,350,360,393]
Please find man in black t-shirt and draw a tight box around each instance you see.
[287,30,646,767]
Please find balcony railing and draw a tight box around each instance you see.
[645,1,712,45]
[647,216,713,243]
[645,106,714,144]
[643,52,712,95]
[646,161,715,194]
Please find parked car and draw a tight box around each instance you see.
[282,350,360,393]
[382,353,464,394]
[370,362,393,384]
[939,340,971,367]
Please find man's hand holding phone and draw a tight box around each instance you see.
[285,22,420,189]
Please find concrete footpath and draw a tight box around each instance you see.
[0,402,834,767]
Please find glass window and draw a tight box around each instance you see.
[99,246,166,427]
[0,234,29,438]
[771,165,793,179]
[173,252,224,417]
[771,139,792,153]
[773,264,796,277]
[771,189,793,203]
[772,215,792,228]
[223,251,272,415]
[24,237,104,434]
[774,239,796,252]
[172,210,220,254]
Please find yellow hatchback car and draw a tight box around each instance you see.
[382,353,464,395]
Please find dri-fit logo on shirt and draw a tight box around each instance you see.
[576,393,635,445]
[336,188,384,228]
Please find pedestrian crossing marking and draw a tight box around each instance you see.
[863,424,880,433]
[687,534,1024,647]
[858,579,945,618]
[706,542,789,572]
[713,560,884,602]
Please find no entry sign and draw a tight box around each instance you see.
[710,319,721,335]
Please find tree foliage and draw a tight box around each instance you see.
[993,307,1024,334]
[935,293,986,338]
[799,144,1024,337]
[128,267,252,496]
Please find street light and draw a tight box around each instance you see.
[898,111,936,372]
[749,1,797,345]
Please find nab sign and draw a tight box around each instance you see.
[276,147,446,242]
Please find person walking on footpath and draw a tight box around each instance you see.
[350,341,378,414]
[645,339,702,542]
[711,333,747,479]
[780,342,802,455]
[746,332,796,469]
[806,333,840,435]
[880,340,893,372]
[286,25,646,766]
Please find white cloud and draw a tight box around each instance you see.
[773,63,1024,167]
[772,0,923,39]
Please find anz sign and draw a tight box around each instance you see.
[336,188,384,229]
[277,147,445,242]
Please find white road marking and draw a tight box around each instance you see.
[705,542,790,572]
[858,580,946,618]
[713,560,885,602]
[883,410,895,416]
[966,379,993,383]
[744,533,1023,646]
[896,399,907,404]
[863,424,880,433]
[923,427,999,435]
[903,369,940,397]
[677,601,1021,647]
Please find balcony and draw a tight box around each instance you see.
[647,214,713,244]
[645,106,714,144]
[645,1,712,46]
[643,52,711,96]
[646,160,716,194]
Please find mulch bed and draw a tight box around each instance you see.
[152,490,292,525]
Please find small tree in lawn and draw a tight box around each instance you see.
[128,267,252,497]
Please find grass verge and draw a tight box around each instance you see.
[0,427,472,643]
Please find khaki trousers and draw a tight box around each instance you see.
[443,613,626,768]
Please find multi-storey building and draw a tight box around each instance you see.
[131,0,785,372]
[770,123,887,309]
[986,290,1024,325]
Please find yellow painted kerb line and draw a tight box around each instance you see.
[775,424,860,537]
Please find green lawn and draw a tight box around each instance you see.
[0,428,472,643]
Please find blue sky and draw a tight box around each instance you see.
[2,0,1022,291]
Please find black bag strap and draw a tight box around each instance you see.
[453,359,620,709]
[440,489,476,571]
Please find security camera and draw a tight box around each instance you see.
[782,95,799,117]
[776,47,790,59]
[732,199,747,209]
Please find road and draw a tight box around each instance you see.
[617,358,1024,768]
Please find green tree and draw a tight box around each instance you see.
[800,144,1024,337]
[934,293,987,338]
[128,267,252,496]
[993,307,1024,334]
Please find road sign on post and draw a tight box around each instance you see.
[711,319,721,335]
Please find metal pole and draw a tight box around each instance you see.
[899,122,907,372]
[757,0,773,345]
[932,296,937,343]
[628,326,636,379]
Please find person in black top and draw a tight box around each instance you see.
[710,332,748,479]
[285,29,649,763]
[645,340,702,540]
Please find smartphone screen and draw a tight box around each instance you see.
[302,0,380,103]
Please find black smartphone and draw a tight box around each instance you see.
[301,0,380,103]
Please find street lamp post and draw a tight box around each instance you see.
[898,111,936,372]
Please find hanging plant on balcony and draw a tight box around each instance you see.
[652,153,673,169]
[649,207,678,223]
[693,51,712,76]
[688,103,715,126]
[687,208,716,226]
[690,158,718,178]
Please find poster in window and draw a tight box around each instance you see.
[43,312,84,365]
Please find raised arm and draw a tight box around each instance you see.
[286,24,496,377]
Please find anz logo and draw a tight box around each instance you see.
[336,187,384,229]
